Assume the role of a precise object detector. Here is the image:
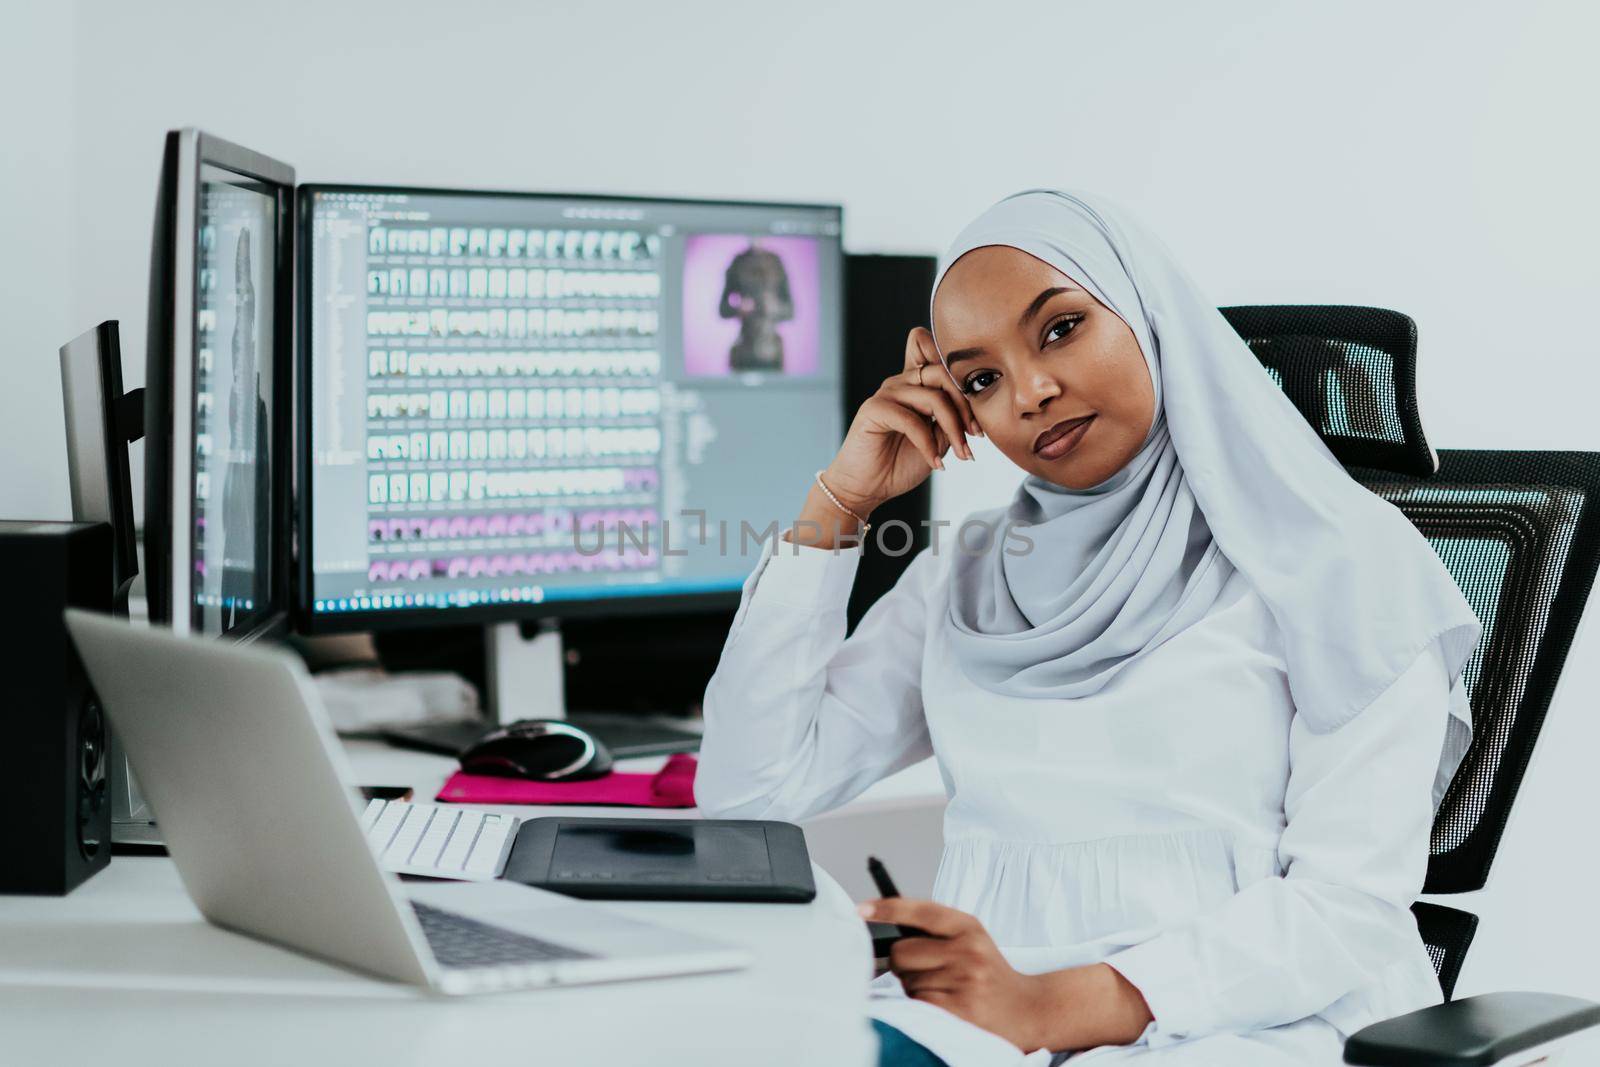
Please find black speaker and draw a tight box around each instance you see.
[843,253,937,633]
[1,520,113,894]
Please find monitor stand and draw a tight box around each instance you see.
[486,619,566,725]
[380,620,702,759]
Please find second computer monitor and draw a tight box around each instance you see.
[145,129,294,640]
[299,186,844,631]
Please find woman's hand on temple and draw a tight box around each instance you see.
[859,897,1155,1054]
[820,327,981,519]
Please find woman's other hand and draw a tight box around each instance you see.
[858,897,1154,1054]
[859,896,1053,1052]
[820,327,980,519]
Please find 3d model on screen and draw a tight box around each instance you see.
[719,240,794,372]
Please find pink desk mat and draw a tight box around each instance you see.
[436,752,698,808]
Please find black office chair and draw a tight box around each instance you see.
[1223,305,1600,1064]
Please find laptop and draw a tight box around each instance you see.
[64,609,750,995]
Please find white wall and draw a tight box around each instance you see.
[7,0,1600,1002]
[2,2,76,520]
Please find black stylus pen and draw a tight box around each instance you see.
[867,855,901,898]
[866,855,930,939]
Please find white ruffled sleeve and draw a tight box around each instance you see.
[693,538,938,823]
[1100,642,1456,1046]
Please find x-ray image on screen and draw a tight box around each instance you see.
[193,166,275,635]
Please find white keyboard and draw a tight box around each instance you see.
[360,799,521,881]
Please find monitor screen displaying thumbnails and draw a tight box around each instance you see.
[299,185,845,631]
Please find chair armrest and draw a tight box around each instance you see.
[1343,992,1600,1066]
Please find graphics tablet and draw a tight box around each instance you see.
[504,817,817,903]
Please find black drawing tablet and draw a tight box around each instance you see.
[503,817,816,903]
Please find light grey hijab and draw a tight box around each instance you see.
[934,189,1481,808]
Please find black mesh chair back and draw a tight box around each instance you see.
[1220,305,1436,476]
[1353,452,1600,994]
[1410,900,1479,1008]
[1224,307,1600,999]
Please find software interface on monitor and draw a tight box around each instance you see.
[303,189,843,618]
[193,164,276,634]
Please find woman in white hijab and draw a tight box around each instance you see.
[695,189,1482,1065]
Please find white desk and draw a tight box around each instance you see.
[0,742,883,1066]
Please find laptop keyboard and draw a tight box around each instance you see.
[411,901,594,968]
[361,799,516,879]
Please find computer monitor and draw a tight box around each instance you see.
[145,129,294,639]
[59,320,141,613]
[297,185,844,638]
[114,130,295,848]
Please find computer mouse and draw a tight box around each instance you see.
[459,719,614,781]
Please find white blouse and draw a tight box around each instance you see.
[696,537,1454,1065]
